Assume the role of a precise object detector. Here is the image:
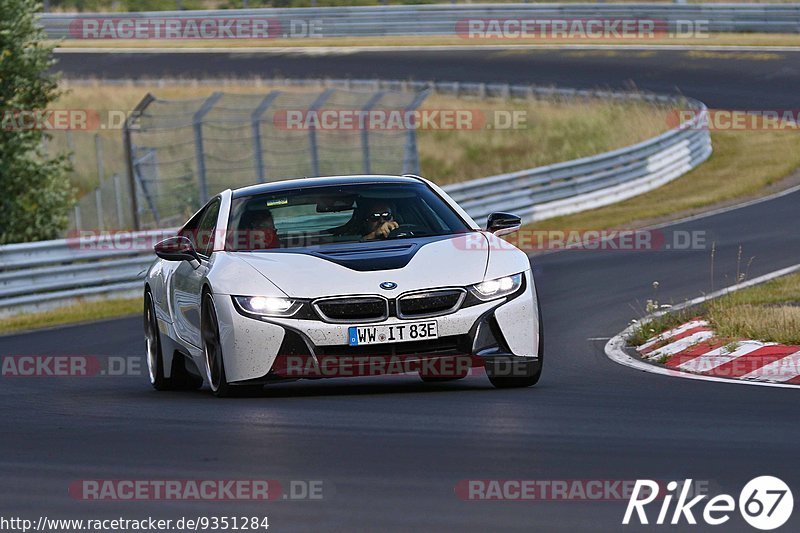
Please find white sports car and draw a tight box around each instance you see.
[144,175,542,397]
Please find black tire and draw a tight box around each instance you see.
[201,292,262,398]
[145,290,203,391]
[486,283,544,389]
[144,290,172,391]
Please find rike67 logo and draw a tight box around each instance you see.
[624,476,793,530]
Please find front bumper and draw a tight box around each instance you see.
[215,270,539,383]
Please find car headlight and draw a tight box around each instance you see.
[233,296,302,317]
[469,273,523,301]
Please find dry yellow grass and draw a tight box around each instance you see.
[0,297,141,336]
[630,273,800,347]
[418,94,668,185]
[709,305,800,345]
[707,273,800,344]
[529,130,800,233]
[51,80,671,194]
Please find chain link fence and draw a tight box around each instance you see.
[126,87,427,229]
[57,85,428,232]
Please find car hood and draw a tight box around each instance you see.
[236,234,490,298]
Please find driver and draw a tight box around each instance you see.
[361,201,399,240]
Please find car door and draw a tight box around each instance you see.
[171,198,221,349]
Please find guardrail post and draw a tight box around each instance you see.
[361,91,385,175]
[193,92,223,205]
[251,91,282,184]
[402,90,430,175]
[308,88,335,177]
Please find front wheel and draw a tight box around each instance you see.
[144,291,171,390]
[201,292,262,398]
[487,284,544,389]
[145,290,202,391]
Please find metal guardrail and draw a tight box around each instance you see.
[443,96,711,224]
[0,80,711,314]
[0,230,173,315]
[40,4,800,38]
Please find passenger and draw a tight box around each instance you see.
[239,209,279,249]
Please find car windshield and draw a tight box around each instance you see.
[226,182,471,251]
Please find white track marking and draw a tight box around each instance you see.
[638,319,708,352]
[677,341,765,373]
[643,330,714,361]
[741,351,800,382]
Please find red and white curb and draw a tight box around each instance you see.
[637,320,800,384]
[605,262,800,389]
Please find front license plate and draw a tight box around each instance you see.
[348,321,438,346]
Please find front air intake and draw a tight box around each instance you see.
[313,296,389,323]
[397,288,466,319]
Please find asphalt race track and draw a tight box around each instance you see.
[54,48,800,109]
[1,49,799,531]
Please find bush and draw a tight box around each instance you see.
[0,0,73,244]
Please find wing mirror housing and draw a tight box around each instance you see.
[486,212,522,236]
[154,236,200,268]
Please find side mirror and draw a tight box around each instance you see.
[154,236,200,267]
[486,212,521,236]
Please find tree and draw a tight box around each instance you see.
[0,0,73,244]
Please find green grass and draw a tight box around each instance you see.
[628,273,800,348]
[627,309,694,347]
[706,272,800,345]
[529,130,800,233]
[0,297,141,336]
